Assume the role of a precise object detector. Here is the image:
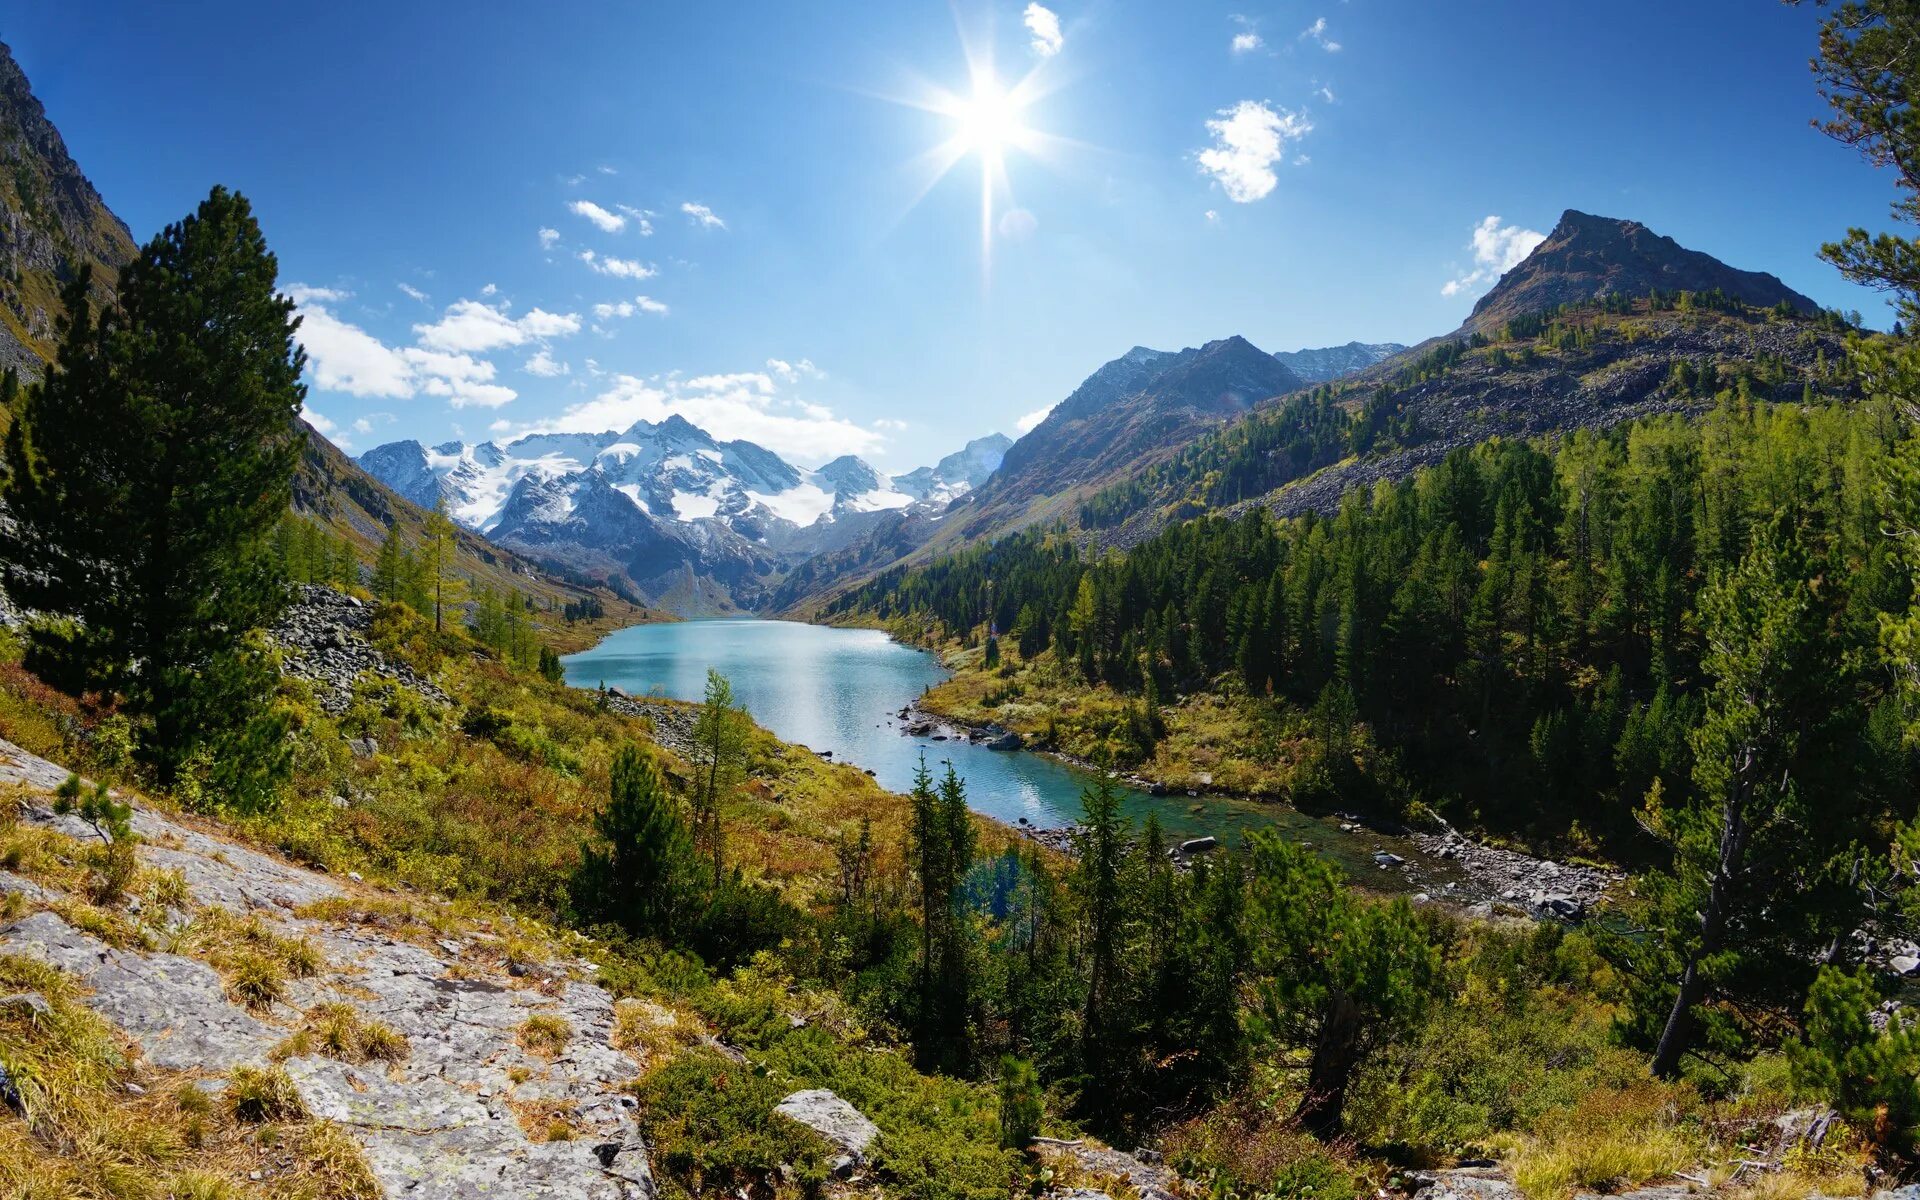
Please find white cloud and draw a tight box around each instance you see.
[1197,100,1312,204]
[765,358,824,383]
[1204,209,1220,224]
[592,296,670,320]
[1316,84,1335,103]
[352,417,374,435]
[524,349,571,377]
[295,304,415,398]
[1441,215,1547,297]
[538,227,560,249]
[480,282,498,297]
[413,298,581,353]
[1300,17,1340,51]
[302,405,339,436]
[1231,31,1263,53]
[578,250,657,279]
[680,202,726,230]
[998,207,1038,238]
[284,283,350,305]
[397,282,430,303]
[873,418,908,432]
[524,369,883,463]
[569,200,626,233]
[617,205,655,236]
[1023,3,1064,57]
[1015,404,1055,434]
[597,165,618,176]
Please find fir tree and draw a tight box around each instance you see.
[1,188,303,803]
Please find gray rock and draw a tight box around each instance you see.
[0,992,50,1020]
[775,1088,879,1171]
[0,910,281,1071]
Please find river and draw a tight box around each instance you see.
[562,617,1463,886]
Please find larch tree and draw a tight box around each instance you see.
[0,187,303,805]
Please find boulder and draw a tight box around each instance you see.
[775,1088,878,1175]
[1178,837,1219,856]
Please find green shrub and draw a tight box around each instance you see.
[638,1049,829,1198]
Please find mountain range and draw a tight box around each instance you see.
[356,422,1013,611]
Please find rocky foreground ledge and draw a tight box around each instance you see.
[0,736,653,1198]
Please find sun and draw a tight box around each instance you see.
[878,27,1071,276]
[946,71,1030,157]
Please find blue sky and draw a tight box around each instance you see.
[7,1,1905,471]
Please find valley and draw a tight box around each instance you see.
[3,7,1920,1200]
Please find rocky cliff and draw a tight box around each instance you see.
[0,39,136,376]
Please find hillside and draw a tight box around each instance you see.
[0,40,136,376]
[1078,289,1850,547]
[777,213,1841,615]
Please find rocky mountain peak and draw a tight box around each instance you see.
[1466,209,1819,333]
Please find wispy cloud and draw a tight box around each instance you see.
[397,282,430,303]
[284,283,350,305]
[1015,404,1054,434]
[1300,17,1340,51]
[766,358,824,383]
[1231,31,1263,53]
[569,200,627,233]
[1024,3,1064,57]
[578,250,657,279]
[1441,215,1547,297]
[538,227,560,249]
[680,202,726,230]
[617,205,655,236]
[592,296,670,320]
[1196,100,1312,204]
[523,349,570,377]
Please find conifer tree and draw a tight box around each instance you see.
[1,188,303,803]
[1626,520,1868,1078]
[422,502,461,632]
[690,669,748,887]
[575,743,694,934]
[1244,832,1438,1135]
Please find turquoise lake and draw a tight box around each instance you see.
[562,618,1453,884]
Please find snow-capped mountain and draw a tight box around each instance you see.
[357,418,1011,612]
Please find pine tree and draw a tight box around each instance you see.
[1805,0,1920,324]
[574,743,695,934]
[1629,520,1866,1078]
[1244,832,1438,1135]
[1,189,303,803]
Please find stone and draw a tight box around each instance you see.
[349,736,379,759]
[0,992,50,1020]
[1178,837,1218,855]
[1374,851,1405,868]
[775,1088,879,1172]
[0,911,281,1071]
[1891,955,1920,976]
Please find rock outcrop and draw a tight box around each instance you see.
[0,736,654,1198]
